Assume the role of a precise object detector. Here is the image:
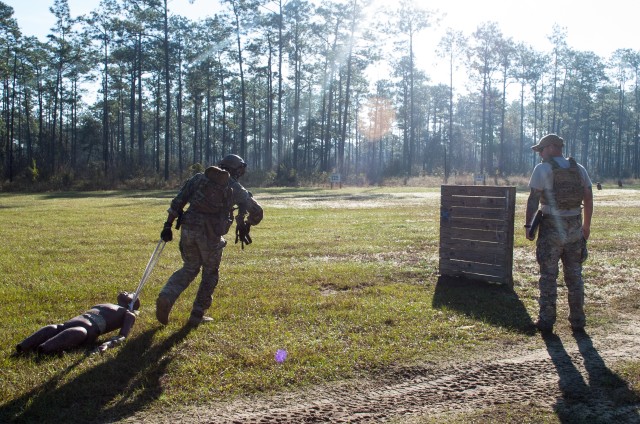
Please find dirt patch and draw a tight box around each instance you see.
[119,317,640,423]
[262,191,441,209]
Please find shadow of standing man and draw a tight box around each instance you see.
[542,332,590,407]
[542,331,640,423]
[573,330,640,422]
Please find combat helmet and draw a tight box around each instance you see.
[218,154,247,177]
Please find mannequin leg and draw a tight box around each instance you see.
[37,327,89,354]
[16,324,63,353]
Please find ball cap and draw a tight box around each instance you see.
[531,134,564,152]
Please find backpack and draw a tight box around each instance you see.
[189,166,234,235]
[543,157,584,210]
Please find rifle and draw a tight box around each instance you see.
[175,210,184,230]
[527,210,543,239]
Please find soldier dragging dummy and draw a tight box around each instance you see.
[156,154,263,327]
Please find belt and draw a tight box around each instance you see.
[542,213,580,219]
[82,309,107,334]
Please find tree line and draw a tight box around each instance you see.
[1,0,639,189]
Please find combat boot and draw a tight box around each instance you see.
[155,295,173,325]
[187,310,214,327]
[533,319,553,334]
[571,324,585,334]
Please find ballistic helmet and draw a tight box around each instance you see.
[117,291,140,310]
[218,154,247,177]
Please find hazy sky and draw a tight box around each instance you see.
[4,0,638,86]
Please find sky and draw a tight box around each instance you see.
[3,0,639,87]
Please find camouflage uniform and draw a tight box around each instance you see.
[536,214,588,328]
[158,171,263,323]
[529,155,591,330]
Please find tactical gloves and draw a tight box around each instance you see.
[235,221,252,249]
[161,221,173,242]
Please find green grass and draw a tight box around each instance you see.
[0,185,639,422]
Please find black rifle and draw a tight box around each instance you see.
[175,210,184,230]
[527,210,543,239]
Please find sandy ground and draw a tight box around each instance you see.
[117,317,640,424]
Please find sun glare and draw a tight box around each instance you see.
[359,96,395,142]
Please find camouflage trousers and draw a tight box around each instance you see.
[536,214,588,328]
[159,225,227,316]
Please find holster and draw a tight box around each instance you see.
[203,214,233,238]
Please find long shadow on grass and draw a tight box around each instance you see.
[543,331,640,422]
[258,193,394,203]
[0,325,193,423]
[432,276,535,334]
[40,190,173,200]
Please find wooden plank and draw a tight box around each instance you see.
[439,261,511,282]
[437,269,510,284]
[439,247,509,266]
[505,188,516,277]
[439,227,509,243]
[439,238,506,254]
[441,185,513,198]
[440,216,511,232]
[442,196,508,208]
[440,261,507,277]
[442,207,509,220]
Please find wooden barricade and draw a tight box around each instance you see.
[439,185,516,287]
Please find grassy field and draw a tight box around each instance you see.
[1,183,639,423]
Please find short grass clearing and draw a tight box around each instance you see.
[1,184,639,422]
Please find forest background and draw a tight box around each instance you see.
[1,0,639,191]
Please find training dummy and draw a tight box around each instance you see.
[16,291,140,354]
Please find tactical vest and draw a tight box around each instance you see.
[542,157,584,210]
